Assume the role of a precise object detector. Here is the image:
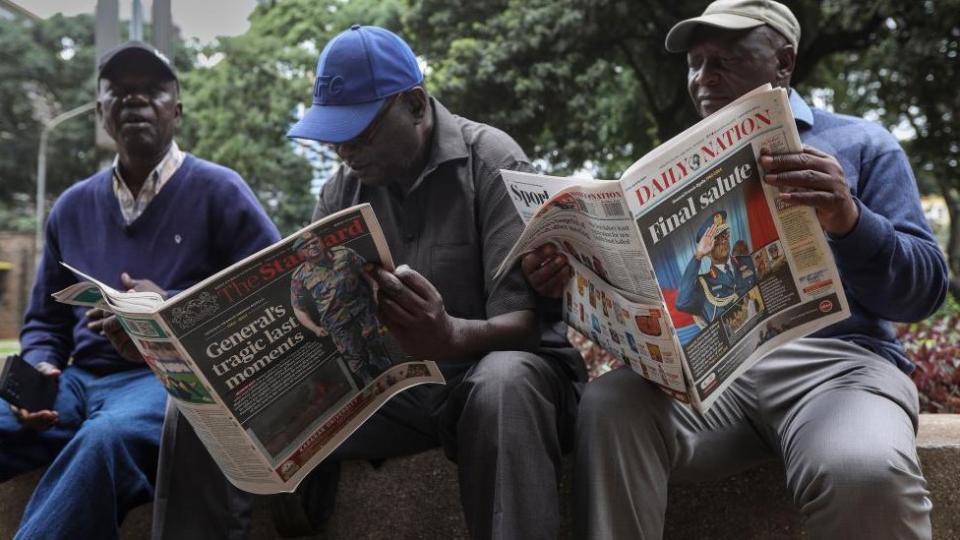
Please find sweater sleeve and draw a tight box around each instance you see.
[828,144,948,322]
[19,209,77,370]
[210,173,282,274]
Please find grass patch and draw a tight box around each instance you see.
[0,340,20,356]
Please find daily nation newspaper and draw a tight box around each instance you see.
[52,204,444,494]
[497,85,849,413]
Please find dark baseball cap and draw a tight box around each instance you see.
[97,41,178,82]
[287,25,423,144]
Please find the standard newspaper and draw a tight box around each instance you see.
[497,85,849,413]
[52,204,444,494]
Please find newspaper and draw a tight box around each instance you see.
[498,86,849,413]
[52,204,444,494]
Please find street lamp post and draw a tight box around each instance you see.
[35,101,96,264]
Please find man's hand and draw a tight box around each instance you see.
[86,273,167,363]
[367,264,456,360]
[120,273,167,296]
[520,243,571,299]
[695,223,717,260]
[761,145,859,237]
[87,308,143,362]
[9,362,60,430]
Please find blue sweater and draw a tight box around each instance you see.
[790,91,949,373]
[20,154,281,374]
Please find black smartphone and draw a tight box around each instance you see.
[0,354,58,412]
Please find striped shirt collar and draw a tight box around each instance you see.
[112,141,184,224]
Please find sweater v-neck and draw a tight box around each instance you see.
[101,154,196,231]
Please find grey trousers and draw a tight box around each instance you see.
[153,350,581,540]
[575,338,931,540]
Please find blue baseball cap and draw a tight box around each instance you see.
[287,25,423,144]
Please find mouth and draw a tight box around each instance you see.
[120,114,153,129]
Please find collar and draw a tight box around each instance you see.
[112,141,184,192]
[406,98,470,193]
[788,88,814,130]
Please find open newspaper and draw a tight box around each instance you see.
[497,85,849,412]
[52,204,444,494]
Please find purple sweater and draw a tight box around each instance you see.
[20,154,281,374]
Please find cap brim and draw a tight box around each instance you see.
[665,14,765,53]
[287,98,386,143]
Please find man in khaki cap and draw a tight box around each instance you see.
[527,1,945,538]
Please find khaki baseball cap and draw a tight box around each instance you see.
[665,0,800,53]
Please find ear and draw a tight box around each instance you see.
[403,86,429,123]
[775,45,796,87]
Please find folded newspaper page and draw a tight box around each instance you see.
[499,85,849,412]
[54,204,444,493]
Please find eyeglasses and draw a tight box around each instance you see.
[334,93,402,151]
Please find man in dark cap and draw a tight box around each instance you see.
[675,211,757,327]
[0,42,279,540]
[566,1,947,538]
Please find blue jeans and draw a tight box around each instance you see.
[0,365,167,540]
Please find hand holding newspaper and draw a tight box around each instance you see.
[497,85,849,413]
[53,204,444,494]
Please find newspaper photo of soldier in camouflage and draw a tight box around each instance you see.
[289,231,392,389]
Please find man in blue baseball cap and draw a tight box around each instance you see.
[289,25,585,539]
[155,25,585,540]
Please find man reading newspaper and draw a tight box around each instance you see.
[0,42,279,540]
[156,25,586,540]
[523,1,947,538]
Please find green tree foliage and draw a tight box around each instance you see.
[805,0,960,294]
[178,0,403,234]
[403,0,885,178]
[0,14,107,215]
[0,13,194,231]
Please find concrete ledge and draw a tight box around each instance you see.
[1,415,957,539]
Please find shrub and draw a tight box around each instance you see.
[899,296,960,413]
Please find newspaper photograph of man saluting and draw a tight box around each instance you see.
[289,231,392,388]
[676,210,757,328]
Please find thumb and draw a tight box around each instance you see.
[121,272,135,289]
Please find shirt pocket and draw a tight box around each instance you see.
[429,243,484,319]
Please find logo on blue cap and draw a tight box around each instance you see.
[288,25,424,144]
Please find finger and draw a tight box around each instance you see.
[374,267,429,314]
[760,151,836,175]
[121,272,136,289]
[777,190,842,210]
[540,265,572,298]
[536,242,558,257]
[377,296,417,327]
[394,265,442,304]
[764,169,836,191]
[527,255,569,290]
[35,362,61,378]
[85,308,106,320]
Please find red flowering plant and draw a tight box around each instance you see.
[899,296,960,414]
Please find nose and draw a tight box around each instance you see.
[122,90,150,105]
[334,140,360,161]
[692,60,721,88]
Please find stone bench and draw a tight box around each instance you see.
[1,414,957,539]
